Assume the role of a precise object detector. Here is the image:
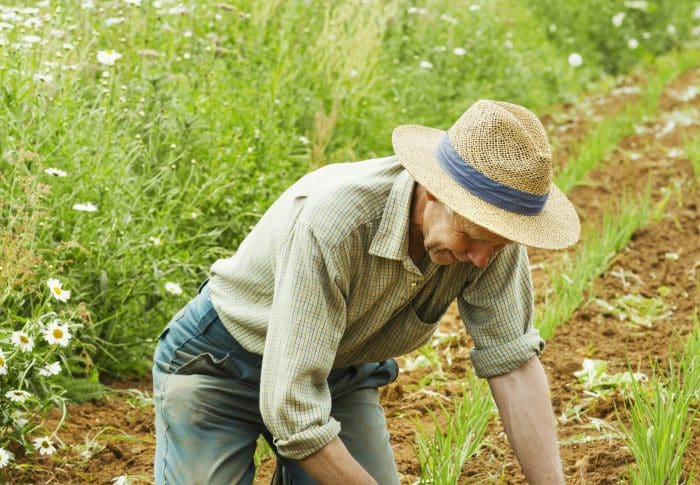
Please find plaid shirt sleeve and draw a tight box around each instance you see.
[457,243,545,378]
[259,219,347,460]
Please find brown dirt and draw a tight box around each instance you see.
[4,66,700,484]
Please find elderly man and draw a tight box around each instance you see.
[153,100,580,484]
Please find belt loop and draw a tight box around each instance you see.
[198,277,210,294]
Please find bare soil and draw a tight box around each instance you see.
[5,66,700,484]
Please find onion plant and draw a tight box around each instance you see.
[623,319,699,484]
[413,373,494,484]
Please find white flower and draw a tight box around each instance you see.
[568,52,583,67]
[72,202,98,212]
[548,23,557,33]
[124,0,141,5]
[13,412,28,427]
[627,38,639,49]
[33,436,56,455]
[33,73,53,83]
[5,389,31,403]
[43,320,72,347]
[164,282,183,295]
[612,12,625,27]
[112,476,132,485]
[47,278,71,302]
[39,361,61,377]
[298,135,310,145]
[694,5,700,19]
[419,60,433,69]
[11,331,35,352]
[97,50,122,66]
[666,24,676,35]
[0,349,7,375]
[453,47,466,56]
[105,17,125,26]
[44,167,67,177]
[469,4,480,11]
[81,0,95,8]
[20,34,42,44]
[149,236,162,246]
[0,448,14,468]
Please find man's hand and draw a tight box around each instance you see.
[299,437,378,485]
[488,357,565,484]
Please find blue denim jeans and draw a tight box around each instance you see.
[152,283,400,485]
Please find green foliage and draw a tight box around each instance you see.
[526,0,697,75]
[1,0,699,376]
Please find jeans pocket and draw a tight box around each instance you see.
[174,352,232,379]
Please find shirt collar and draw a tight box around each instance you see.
[369,170,415,261]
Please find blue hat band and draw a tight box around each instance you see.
[435,134,549,216]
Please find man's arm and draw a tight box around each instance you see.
[299,437,377,485]
[487,356,565,484]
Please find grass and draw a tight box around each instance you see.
[623,318,699,484]
[2,0,699,376]
[685,133,700,179]
[555,48,700,193]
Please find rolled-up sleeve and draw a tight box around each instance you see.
[259,219,347,459]
[458,244,544,378]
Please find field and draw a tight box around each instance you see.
[1,1,700,484]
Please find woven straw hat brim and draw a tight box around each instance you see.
[392,124,581,250]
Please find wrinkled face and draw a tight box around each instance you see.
[422,199,512,267]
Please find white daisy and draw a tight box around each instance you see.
[105,17,125,26]
[11,331,35,352]
[13,412,28,427]
[33,73,53,83]
[419,60,433,70]
[612,12,625,27]
[97,50,122,66]
[39,361,61,377]
[568,52,583,67]
[453,47,466,56]
[667,24,676,35]
[298,135,310,145]
[627,38,639,49]
[0,348,7,375]
[72,202,98,212]
[20,34,42,44]
[5,389,31,403]
[44,167,67,177]
[0,447,14,468]
[47,278,71,302]
[124,0,142,5]
[164,282,183,295]
[43,320,72,347]
[33,436,56,455]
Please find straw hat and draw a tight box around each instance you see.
[392,100,580,250]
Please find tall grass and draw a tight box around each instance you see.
[1,0,698,377]
[623,319,699,484]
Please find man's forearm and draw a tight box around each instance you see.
[488,357,565,484]
[298,437,377,485]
